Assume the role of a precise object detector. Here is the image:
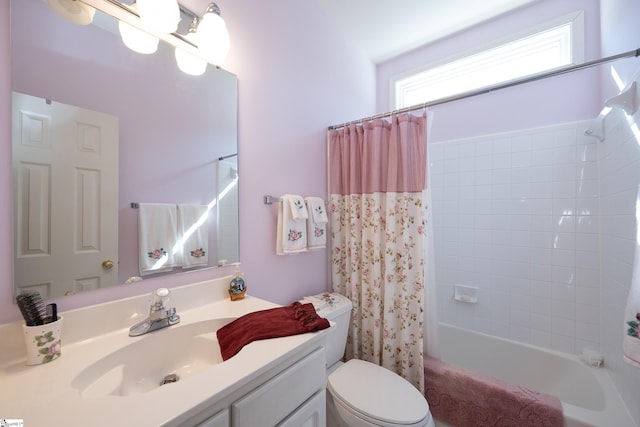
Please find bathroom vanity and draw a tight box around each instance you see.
[0,277,328,426]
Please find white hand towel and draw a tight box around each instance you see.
[277,194,308,255]
[288,194,308,220]
[305,197,328,250]
[624,253,640,367]
[138,203,179,276]
[177,204,209,269]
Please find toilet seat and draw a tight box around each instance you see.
[327,359,430,426]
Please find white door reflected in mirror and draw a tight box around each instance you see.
[12,92,119,298]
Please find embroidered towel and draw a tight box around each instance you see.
[216,302,330,360]
[624,248,640,367]
[288,194,308,219]
[138,203,179,276]
[276,194,308,255]
[305,197,328,250]
[177,204,209,269]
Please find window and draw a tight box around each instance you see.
[392,12,584,109]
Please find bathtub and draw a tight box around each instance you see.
[432,323,635,427]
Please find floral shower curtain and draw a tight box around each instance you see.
[328,112,427,392]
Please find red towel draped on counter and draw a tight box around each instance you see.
[217,302,330,360]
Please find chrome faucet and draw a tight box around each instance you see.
[129,288,180,337]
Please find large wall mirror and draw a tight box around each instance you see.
[11,0,239,299]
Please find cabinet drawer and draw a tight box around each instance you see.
[232,348,325,427]
[196,408,229,427]
[277,390,326,427]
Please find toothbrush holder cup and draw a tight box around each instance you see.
[22,316,63,365]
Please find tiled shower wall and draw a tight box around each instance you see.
[430,120,601,354]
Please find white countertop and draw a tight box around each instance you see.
[0,277,327,426]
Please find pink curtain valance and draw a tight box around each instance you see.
[328,113,427,195]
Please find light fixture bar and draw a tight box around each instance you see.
[79,0,210,62]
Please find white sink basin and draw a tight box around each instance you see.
[71,317,235,397]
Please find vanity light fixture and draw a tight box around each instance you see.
[175,19,208,76]
[60,0,231,74]
[46,0,96,25]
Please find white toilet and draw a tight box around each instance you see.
[301,293,435,427]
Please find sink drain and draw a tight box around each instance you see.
[160,373,179,386]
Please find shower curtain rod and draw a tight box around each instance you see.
[328,48,640,131]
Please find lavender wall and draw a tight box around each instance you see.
[218,0,375,304]
[0,1,13,323]
[376,0,602,143]
[0,0,375,323]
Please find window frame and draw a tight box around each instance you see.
[390,11,585,110]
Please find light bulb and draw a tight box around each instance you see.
[196,7,230,64]
[137,0,181,34]
[119,20,159,54]
[46,0,96,25]
[175,33,207,76]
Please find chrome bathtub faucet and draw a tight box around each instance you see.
[129,288,181,337]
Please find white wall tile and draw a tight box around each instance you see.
[512,151,532,168]
[575,198,599,216]
[432,120,601,356]
[532,148,554,166]
[552,334,575,353]
[575,268,600,288]
[577,162,598,181]
[530,215,553,231]
[528,199,553,216]
[553,146,577,164]
[576,215,599,233]
[552,249,575,267]
[552,316,575,336]
[444,158,460,173]
[552,265,576,285]
[553,180,576,198]
[575,233,599,252]
[552,233,575,250]
[476,155,493,170]
[577,143,598,162]
[553,215,576,233]
[575,250,600,269]
[576,179,599,198]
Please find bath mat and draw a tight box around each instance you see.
[423,356,563,427]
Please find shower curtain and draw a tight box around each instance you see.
[328,112,428,392]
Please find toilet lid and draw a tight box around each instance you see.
[327,359,429,425]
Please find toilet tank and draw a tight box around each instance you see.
[300,293,352,367]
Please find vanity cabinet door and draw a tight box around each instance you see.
[277,390,326,427]
[196,408,229,427]
[231,348,325,427]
